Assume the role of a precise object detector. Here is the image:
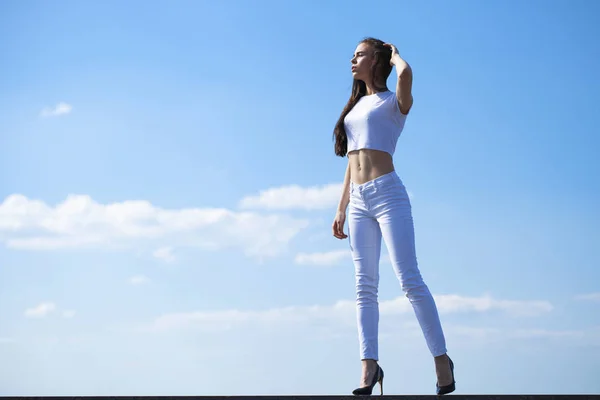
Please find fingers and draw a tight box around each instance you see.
[383,43,397,53]
[338,219,347,238]
[332,220,339,238]
[333,221,341,239]
[332,219,348,239]
[337,221,348,239]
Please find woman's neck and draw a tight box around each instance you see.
[364,81,388,95]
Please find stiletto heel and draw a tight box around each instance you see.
[352,364,384,396]
[436,356,455,395]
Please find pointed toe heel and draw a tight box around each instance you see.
[352,365,384,396]
[436,357,456,396]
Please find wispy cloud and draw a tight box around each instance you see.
[443,325,600,344]
[432,293,553,317]
[0,194,310,260]
[129,275,150,286]
[239,182,414,211]
[295,248,391,266]
[510,328,587,339]
[444,325,501,339]
[295,249,350,266]
[150,293,553,332]
[40,102,72,117]
[24,302,56,318]
[153,246,176,263]
[575,292,600,302]
[24,302,76,319]
[239,183,343,211]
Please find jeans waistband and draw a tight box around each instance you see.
[350,170,401,192]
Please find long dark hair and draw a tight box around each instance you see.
[333,37,393,157]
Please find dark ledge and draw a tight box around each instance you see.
[2,396,599,400]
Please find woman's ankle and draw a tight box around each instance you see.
[362,358,378,367]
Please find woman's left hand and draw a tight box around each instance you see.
[384,43,400,65]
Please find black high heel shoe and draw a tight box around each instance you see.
[436,356,455,395]
[352,364,384,396]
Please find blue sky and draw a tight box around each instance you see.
[1,0,599,396]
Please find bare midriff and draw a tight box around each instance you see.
[347,148,395,185]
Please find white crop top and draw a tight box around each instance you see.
[343,90,407,156]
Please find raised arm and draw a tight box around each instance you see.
[384,43,413,115]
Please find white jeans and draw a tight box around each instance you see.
[348,170,447,360]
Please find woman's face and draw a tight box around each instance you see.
[350,42,375,81]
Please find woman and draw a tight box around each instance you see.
[332,37,456,396]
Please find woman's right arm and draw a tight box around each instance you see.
[333,161,351,239]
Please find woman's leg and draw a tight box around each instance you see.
[379,212,448,357]
[373,179,454,388]
[371,178,448,357]
[348,202,382,362]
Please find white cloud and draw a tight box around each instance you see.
[129,275,150,286]
[40,102,72,117]
[295,248,391,266]
[575,292,600,302]
[432,293,553,317]
[444,325,501,339]
[150,293,553,332]
[24,302,75,319]
[24,302,56,318]
[151,300,355,332]
[239,183,343,211]
[239,182,415,212]
[0,337,15,344]
[442,326,600,344]
[153,246,175,263]
[0,194,309,260]
[294,249,350,266]
[510,328,586,339]
[376,293,553,317]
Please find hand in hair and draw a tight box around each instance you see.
[383,43,400,65]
